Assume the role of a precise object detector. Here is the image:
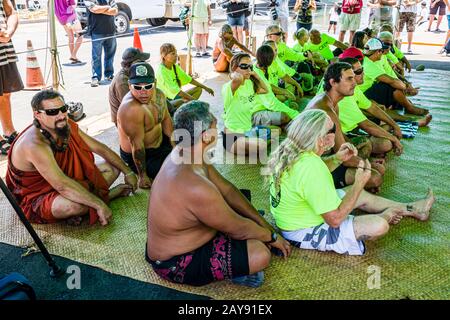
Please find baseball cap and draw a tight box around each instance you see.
[128,62,155,84]
[364,38,389,53]
[122,47,150,64]
[339,47,364,61]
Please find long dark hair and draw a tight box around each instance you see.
[352,31,367,50]
[256,45,275,80]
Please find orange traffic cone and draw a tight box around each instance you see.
[133,27,143,52]
[24,40,45,91]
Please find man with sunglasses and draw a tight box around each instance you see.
[306,62,385,192]
[361,38,429,116]
[117,62,173,189]
[6,89,138,226]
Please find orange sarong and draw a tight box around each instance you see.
[5,119,110,225]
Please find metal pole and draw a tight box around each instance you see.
[249,0,256,50]
[186,0,196,75]
[0,178,63,278]
[48,0,60,90]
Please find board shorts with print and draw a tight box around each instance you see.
[145,232,250,286]
[430,1,446,15]
[398,12,417,32]
[281,215,366,256]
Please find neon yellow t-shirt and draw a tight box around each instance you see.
[386,51,399,64]
[222,79,258,134]
[360,56,385,92]
[156,63,192,99]
[292,43,305,53]
[376,54,398,79]
[277,41,305,63]
[253,67,299,119]
[303,34,336,61]
[393,45,404,60]
[338,88,369,133]
[270,152,342,230]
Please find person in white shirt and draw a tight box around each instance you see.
[271,0,290,40]
[396,0,421,54]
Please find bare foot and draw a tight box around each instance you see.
[402,188,435,221]
[406,106,429,116]
[109,184,133,200]
[417,114,432,127]
[380,208,403,225]
[67,216,83,226]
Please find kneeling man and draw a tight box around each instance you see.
[117,62,173,189]
[146,101,291,287]
[6,90,138,226]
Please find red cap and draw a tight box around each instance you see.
[339,47,364,61]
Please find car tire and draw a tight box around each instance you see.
[146,18,168,27]
[115,11,130,35]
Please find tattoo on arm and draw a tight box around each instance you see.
[132,148,147,177]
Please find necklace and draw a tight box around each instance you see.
[33,119,69,153]
[325,93,338,114]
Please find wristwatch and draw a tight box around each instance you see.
[266,231,278,244]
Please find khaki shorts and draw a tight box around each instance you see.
[252,111,283,126]
[339,12,361,31]
[193,21,209,34]
[398,12,416,32]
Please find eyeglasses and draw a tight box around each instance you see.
[353,67,364,75]
[38,104,68,116]
[238,64,253,70]
[131,83,155,91]
[326,123,336,135]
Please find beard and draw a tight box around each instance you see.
[55,120,70,139]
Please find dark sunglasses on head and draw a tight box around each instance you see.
[38,104,68,116]
[238,64,253,70]
[131,83,155,91]
[353,67,364,75]
[327,123,336,135]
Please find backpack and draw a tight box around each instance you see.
[0,273,36,300]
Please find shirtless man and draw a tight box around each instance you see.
[6,89,138,226]
[117,62,173,189]
[146,101,291,287]
[306,62,385,191]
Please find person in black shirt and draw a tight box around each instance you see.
[85,0,118,87]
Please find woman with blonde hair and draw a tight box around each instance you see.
[156,43,214,111]
[267,109,434,255]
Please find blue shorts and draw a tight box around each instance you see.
[227,15,245,27]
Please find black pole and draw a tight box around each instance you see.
[0,178,63,278]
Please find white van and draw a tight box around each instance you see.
[77,0,217,35]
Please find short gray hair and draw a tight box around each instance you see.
[173,100,214,146]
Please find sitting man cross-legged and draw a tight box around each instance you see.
[6,89,138,226]
[268,109,435,255]
[118,62,173,189]
[146,101,291,287]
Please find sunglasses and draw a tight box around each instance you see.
[269,32,283,36]
[326,123,336,135]
[353,67,364,75]
[38,104,68,116]
[131,83,155,91]
[238,64,253,70]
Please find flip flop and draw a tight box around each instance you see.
[0,139,11,155]
[70,58,83,64]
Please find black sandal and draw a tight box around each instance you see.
[0,139,11,155]
[4,131,18,144]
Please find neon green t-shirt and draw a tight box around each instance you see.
[376,54,398,79]
[338,91,369,133]
[360,56,386,92]
[270,152,342,230]
[292,42,305,53]
[277,41,305,63]
[222,79,258,133]
[386,51,399,64]
[393,45,404,60]
[267,58,287,86]
[303,34,336,61]
[156,63,192,99]
[253,67,299,119]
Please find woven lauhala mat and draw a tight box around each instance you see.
[0,70,449,299]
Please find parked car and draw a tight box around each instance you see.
[252,0,325,16]
[77,0,219,35]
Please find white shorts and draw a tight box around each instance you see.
[252,110,283,126]
[193,21,209,34]
[281,215,366,256]
[339,12,361,31]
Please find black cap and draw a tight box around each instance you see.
[122,47,150,64]
[129,62,155,84]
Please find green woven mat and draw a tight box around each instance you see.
[0,70,449,299]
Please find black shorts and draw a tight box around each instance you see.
[222,131,245,152]
[146,232,249,286]
[120,134,172,179]
[329,21,337,25]
[0,62,24,95]
[430,1,446,15]
[332,164,349,189]
[364,82,401,110]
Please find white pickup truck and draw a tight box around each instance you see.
[76,0,218,35]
